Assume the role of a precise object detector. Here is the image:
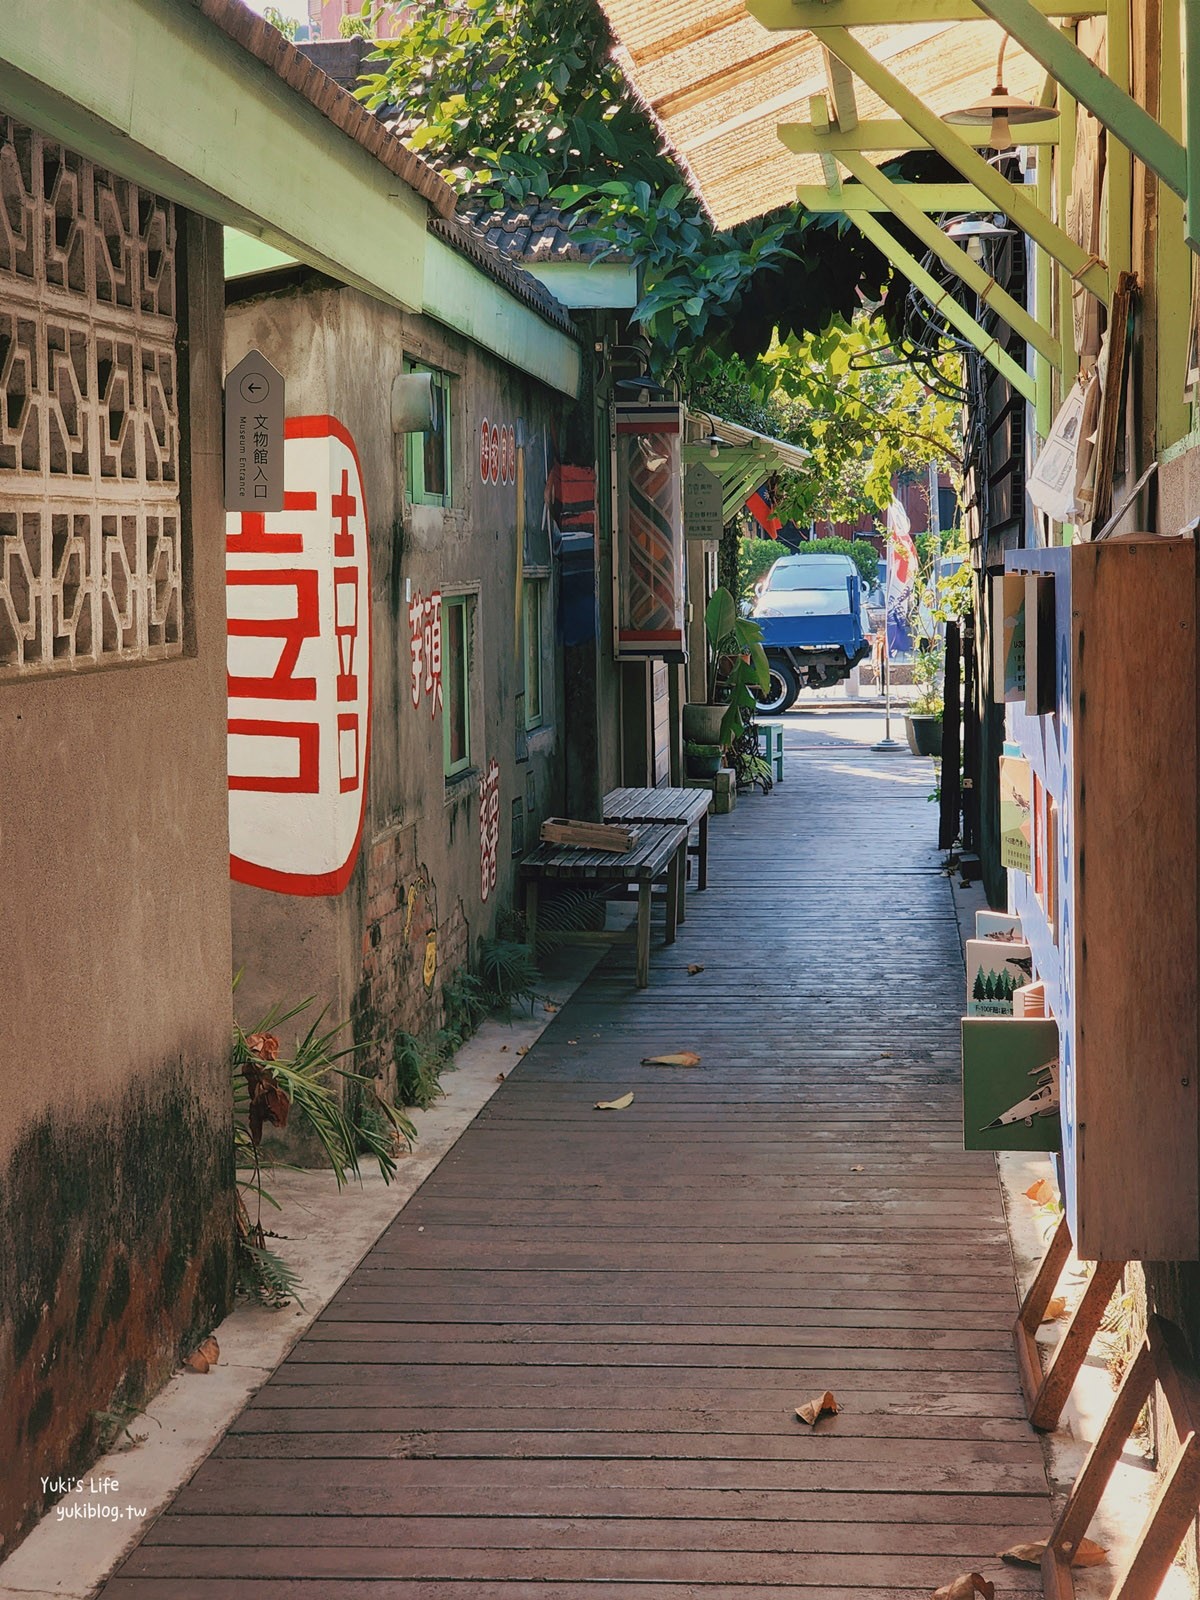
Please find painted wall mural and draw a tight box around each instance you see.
[226,415,371,896]
[408,586,443,718]
[479,757,501,902]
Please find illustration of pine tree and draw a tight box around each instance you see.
[973,972,986,1001]
[984,973,996,1000]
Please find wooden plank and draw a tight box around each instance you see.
[97,714,1049,1600]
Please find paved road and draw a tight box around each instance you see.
[102,706,1049,1598]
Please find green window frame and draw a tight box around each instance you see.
[405,362,452,506]
[442,594,472,777]
[522,578,544,731]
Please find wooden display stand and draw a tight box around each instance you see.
[1013,1215,1124,1432]
[1038,1315,1200,1600]
[1007,540,1199,1261]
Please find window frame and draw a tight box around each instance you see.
[522,576,546,732]
[442,592,473,778]
[405,361,453,508]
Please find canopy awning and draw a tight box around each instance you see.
[596,1,1053,228]
[683,411,810,524]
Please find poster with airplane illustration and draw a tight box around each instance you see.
[961,1018,1062,1151]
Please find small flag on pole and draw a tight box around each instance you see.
[885,496,917,654]
[747,480,782,538]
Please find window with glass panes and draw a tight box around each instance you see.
[405,362,452,506]
[442,595,472,776]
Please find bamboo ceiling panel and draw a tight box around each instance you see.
[598,0,1044,226]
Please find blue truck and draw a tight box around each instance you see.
[750,553,872,712]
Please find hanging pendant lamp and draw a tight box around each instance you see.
[944,34,1057,153]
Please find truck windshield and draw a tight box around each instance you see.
[766,560,852,591]
[773,587,850,616]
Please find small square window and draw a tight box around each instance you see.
[443,594,472,777]
[522,579,544,730]
[406,362,452,506]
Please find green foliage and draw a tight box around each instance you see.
[478,936,540,1016]
[393,1029,456,1109]
[360,0,887,371]
[232,994,415,1306]
[738,537,786,604]
[262,5,299,40]
[703,587,770,743]
[442,967,490,1045]
[338,6,373,37]
[684,740,722,757]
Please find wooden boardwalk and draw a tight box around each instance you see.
[102,710,1050,1598]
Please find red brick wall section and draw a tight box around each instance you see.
[355,827,469,1096]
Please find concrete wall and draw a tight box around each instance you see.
[0,214,234,1553]
[225,282,580,1090]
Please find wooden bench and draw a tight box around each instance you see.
[603,786,713,925]
[520,820,688,989]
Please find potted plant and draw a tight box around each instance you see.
[904,642,943,756]
[684,739,723,779]
[682,587,771,748]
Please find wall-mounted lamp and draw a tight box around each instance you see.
[391,370,435,434]
[944,214,1016,262]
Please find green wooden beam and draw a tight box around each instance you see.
[1105,0,1132,277]
[1033,151,1053,439]
[1056,66,1079,392]
[806,27,1110,300]
[0,0,429,313]
[797,182,998,211]
[848,211,1038,401]
[809,94,842,192]
[837,151,1062,364]
[779,116,1061,152]
[969,0,1187,196]
[1185,0,1200,249]
[823,44,860,133]
[748,0,1104,24]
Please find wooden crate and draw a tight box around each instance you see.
[1007,538,1198,1260]
[539,818,641,853]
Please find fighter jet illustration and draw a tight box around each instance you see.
[984,1056,1060,1129]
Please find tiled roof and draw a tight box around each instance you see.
[191,0,458,218]
[455,196,625,266]
[429,216,581,340]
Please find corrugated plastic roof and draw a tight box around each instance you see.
[596,1,1045,227]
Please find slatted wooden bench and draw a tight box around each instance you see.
[520,820,688,989]
[603,785,713,925]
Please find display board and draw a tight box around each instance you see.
[1005,540,1198,1261]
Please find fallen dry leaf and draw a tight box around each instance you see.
[1001,1538,1107,1568]
[495,1073,506,1083]
[543,1001,558,1013]
[595,1092,635,1111]
[932,1576,994,1600]
[184,1351,211,1374]
[245,1032,280,1061]
[850,1165,865,1173]
[567,1039,578,1045]
[687,964,705,975]
[197,1335,220,1366]
[516,1046,529,1056]
[795,1391,840,1426]
[641,1052,701,1068]
[1040,1296,1067,1322]
[1025,1178,1055,1205]
[500,1045,509,1052]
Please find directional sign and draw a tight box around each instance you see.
[224,351,285,512]
[684,461,724,541]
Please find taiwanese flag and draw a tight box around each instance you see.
[746,479,782,538]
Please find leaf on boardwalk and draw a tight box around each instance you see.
[932,1575,994,1600]
[850,1165,865,1173]
[795,1390,840,1426]
[1000,1538,1107,1568]
[495,1073,506,1083]
[543,1001,558,1013]
[197,1335,220,1366]
[1025,1178,1055,1205]
[641,1052,701,1068]
[1040,1296,1067,1322]
[595,1092,634,1110]
[687,964,705,975]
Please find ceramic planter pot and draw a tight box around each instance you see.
[905,713,943,757]
[683,702,725,745]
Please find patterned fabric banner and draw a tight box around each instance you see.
[614,402,685,660]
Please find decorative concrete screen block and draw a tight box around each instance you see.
[226,416,371,896]
[614,400,685,661]
[0,115,182,675]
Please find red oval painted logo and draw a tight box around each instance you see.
[226,415,371,896]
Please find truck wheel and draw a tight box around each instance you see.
[755,659,799,714]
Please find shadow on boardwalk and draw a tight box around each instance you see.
[102,708,1049,1599]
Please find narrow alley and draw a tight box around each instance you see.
[99,709,1050,1598]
